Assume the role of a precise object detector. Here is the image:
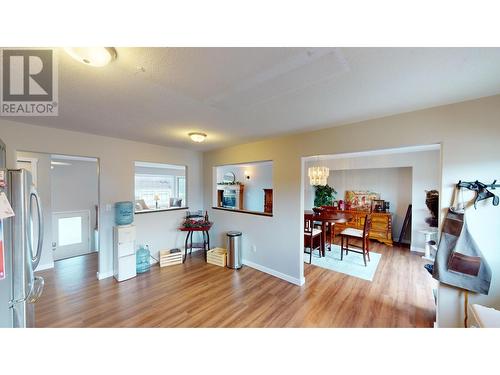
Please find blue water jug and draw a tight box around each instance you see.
[115,201,134,225]
[136,245,151,273]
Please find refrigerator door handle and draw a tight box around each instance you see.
[9,276,44,304]
[26,276,44,303]
[29,187,44,270]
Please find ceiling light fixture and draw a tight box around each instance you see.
[189,132,207,143]
[308,166,329,186]
[64,47,117,67]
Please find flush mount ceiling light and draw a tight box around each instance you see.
[189,132,207,143]
[64,47,117,67]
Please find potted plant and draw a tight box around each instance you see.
[314,184,337,207]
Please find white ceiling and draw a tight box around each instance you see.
[11,47,500,150]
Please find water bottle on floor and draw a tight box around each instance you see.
[136,245,151,273]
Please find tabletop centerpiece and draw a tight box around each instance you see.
[181,218,212,229]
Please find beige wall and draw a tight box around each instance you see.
[203,94,500,327]
[0,119,203,278]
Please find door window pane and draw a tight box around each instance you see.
[58,216,82,246]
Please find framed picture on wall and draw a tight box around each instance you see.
[345,190,380,210]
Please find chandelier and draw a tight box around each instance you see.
[308,166,329,186]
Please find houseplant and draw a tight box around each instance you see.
[314,184,337,207]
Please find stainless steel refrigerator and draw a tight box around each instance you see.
[0,138,45,328]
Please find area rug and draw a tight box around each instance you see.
[306,244,382,281]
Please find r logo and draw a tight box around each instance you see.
[2,49,53,101]
[0,48,58,116]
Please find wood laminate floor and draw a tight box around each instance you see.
[35,240,436,328]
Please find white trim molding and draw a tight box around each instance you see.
[242,259,305,286]
[97,270,114,280]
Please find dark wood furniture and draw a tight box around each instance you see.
[330,209,393,246]
[340,214,372,266]
[263,188,273,214]
[305,210,351,256]
[304,214,322,263]
[314,206,337,242]
[179,224,212,263]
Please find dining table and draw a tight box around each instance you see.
[304,209,352,256]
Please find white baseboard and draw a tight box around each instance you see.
[35,262,54,272]
[410,246,425,254]
[242,259,305,286]
[97,270,114,280]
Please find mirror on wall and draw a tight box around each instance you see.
[134,161,187,213]
[214,161,273,215]
[222,172,236,184]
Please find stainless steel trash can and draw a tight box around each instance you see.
[226,231,242,269]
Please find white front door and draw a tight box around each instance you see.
[52,210,91,261]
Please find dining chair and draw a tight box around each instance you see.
[340,214,372,266]
[304,215,322,264]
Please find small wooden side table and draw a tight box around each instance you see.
[179,224,213,263]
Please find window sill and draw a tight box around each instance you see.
[135,207,189,214]
[212,206,273,217]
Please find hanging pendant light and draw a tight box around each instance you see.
[308,165,329,186]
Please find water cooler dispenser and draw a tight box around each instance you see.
[113,202,136,282]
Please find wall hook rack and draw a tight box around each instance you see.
[457,180,500,208]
